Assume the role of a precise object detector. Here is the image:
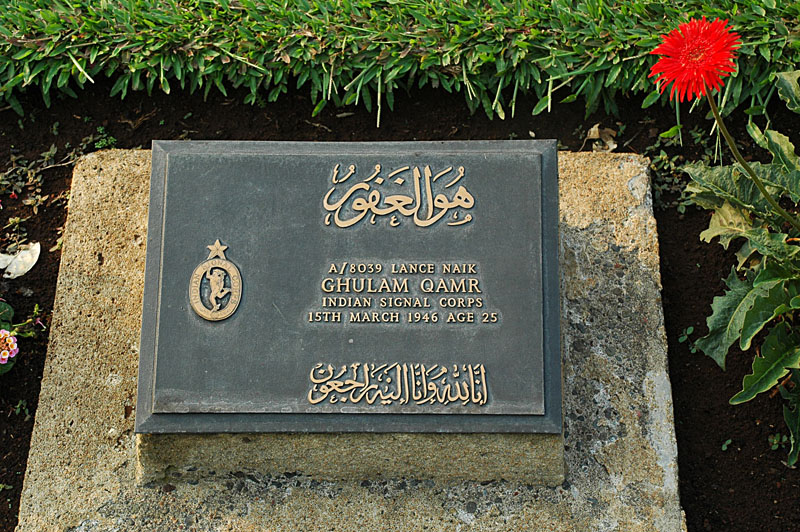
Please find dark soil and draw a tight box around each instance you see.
[1,81,799,531]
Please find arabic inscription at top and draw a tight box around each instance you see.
[323,163,475,228]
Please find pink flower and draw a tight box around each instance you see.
[0,332,18,360]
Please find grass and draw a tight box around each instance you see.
[1,1,798,123]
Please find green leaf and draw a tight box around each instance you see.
[764,129,799,173]
[641,89,660,108]
[5,94,24,117]
[746,121,767,149]
[531,95,549,115]
[731,324,800,404]
[660,125,682,138]
[754,261,798,286]
[0,360,15,376]
[776,71,800,114]
[695,268,777,369]
[12,48,34,61]
[761,170,800,206]
[780,370,800,406]
[0,302,13,323]
[683,161,800,219]
[736,239,757,269]
[785,404,800,466]
[698,204,800,262]
[213,75,227,97]
[109,74,129,98]
[700,202,753,250]
[781,373,800,467]
[744,228,800,263]
[311,98,327,117]
[740,282,797,350]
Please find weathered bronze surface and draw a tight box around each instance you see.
[135,141,561,433]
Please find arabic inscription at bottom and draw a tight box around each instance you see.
[308,362,488,406]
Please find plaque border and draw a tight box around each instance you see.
[135,140,562,434]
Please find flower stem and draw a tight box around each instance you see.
[706,94,800,234]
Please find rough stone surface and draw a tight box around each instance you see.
[16,150,686,531]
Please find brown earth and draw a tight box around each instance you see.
[1,81,799,531]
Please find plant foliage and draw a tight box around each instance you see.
[0,301,17,375]
[685,70,800,466]
[0,298,41,376]
[1,0,799,119]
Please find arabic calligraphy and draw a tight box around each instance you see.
[323,163,475,228]
[308,363,488,406]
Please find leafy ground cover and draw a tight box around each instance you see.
[680,71,800,467]
[1,0,798,121]
[1,80,799,531]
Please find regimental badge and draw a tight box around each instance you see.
[188,240,243,321]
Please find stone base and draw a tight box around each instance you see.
[16,150,686,532]
[137,432,565,485]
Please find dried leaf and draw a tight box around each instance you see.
[584,123,617,152]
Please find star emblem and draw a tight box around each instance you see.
[206,239,228,260]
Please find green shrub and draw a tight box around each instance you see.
[1,1,798,120]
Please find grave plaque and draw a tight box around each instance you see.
[135,140,561,433]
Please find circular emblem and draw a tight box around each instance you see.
[189,240,243,321]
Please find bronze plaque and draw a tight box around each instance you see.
[136,141,561,433]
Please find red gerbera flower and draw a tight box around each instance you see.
[649,17,741,102]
